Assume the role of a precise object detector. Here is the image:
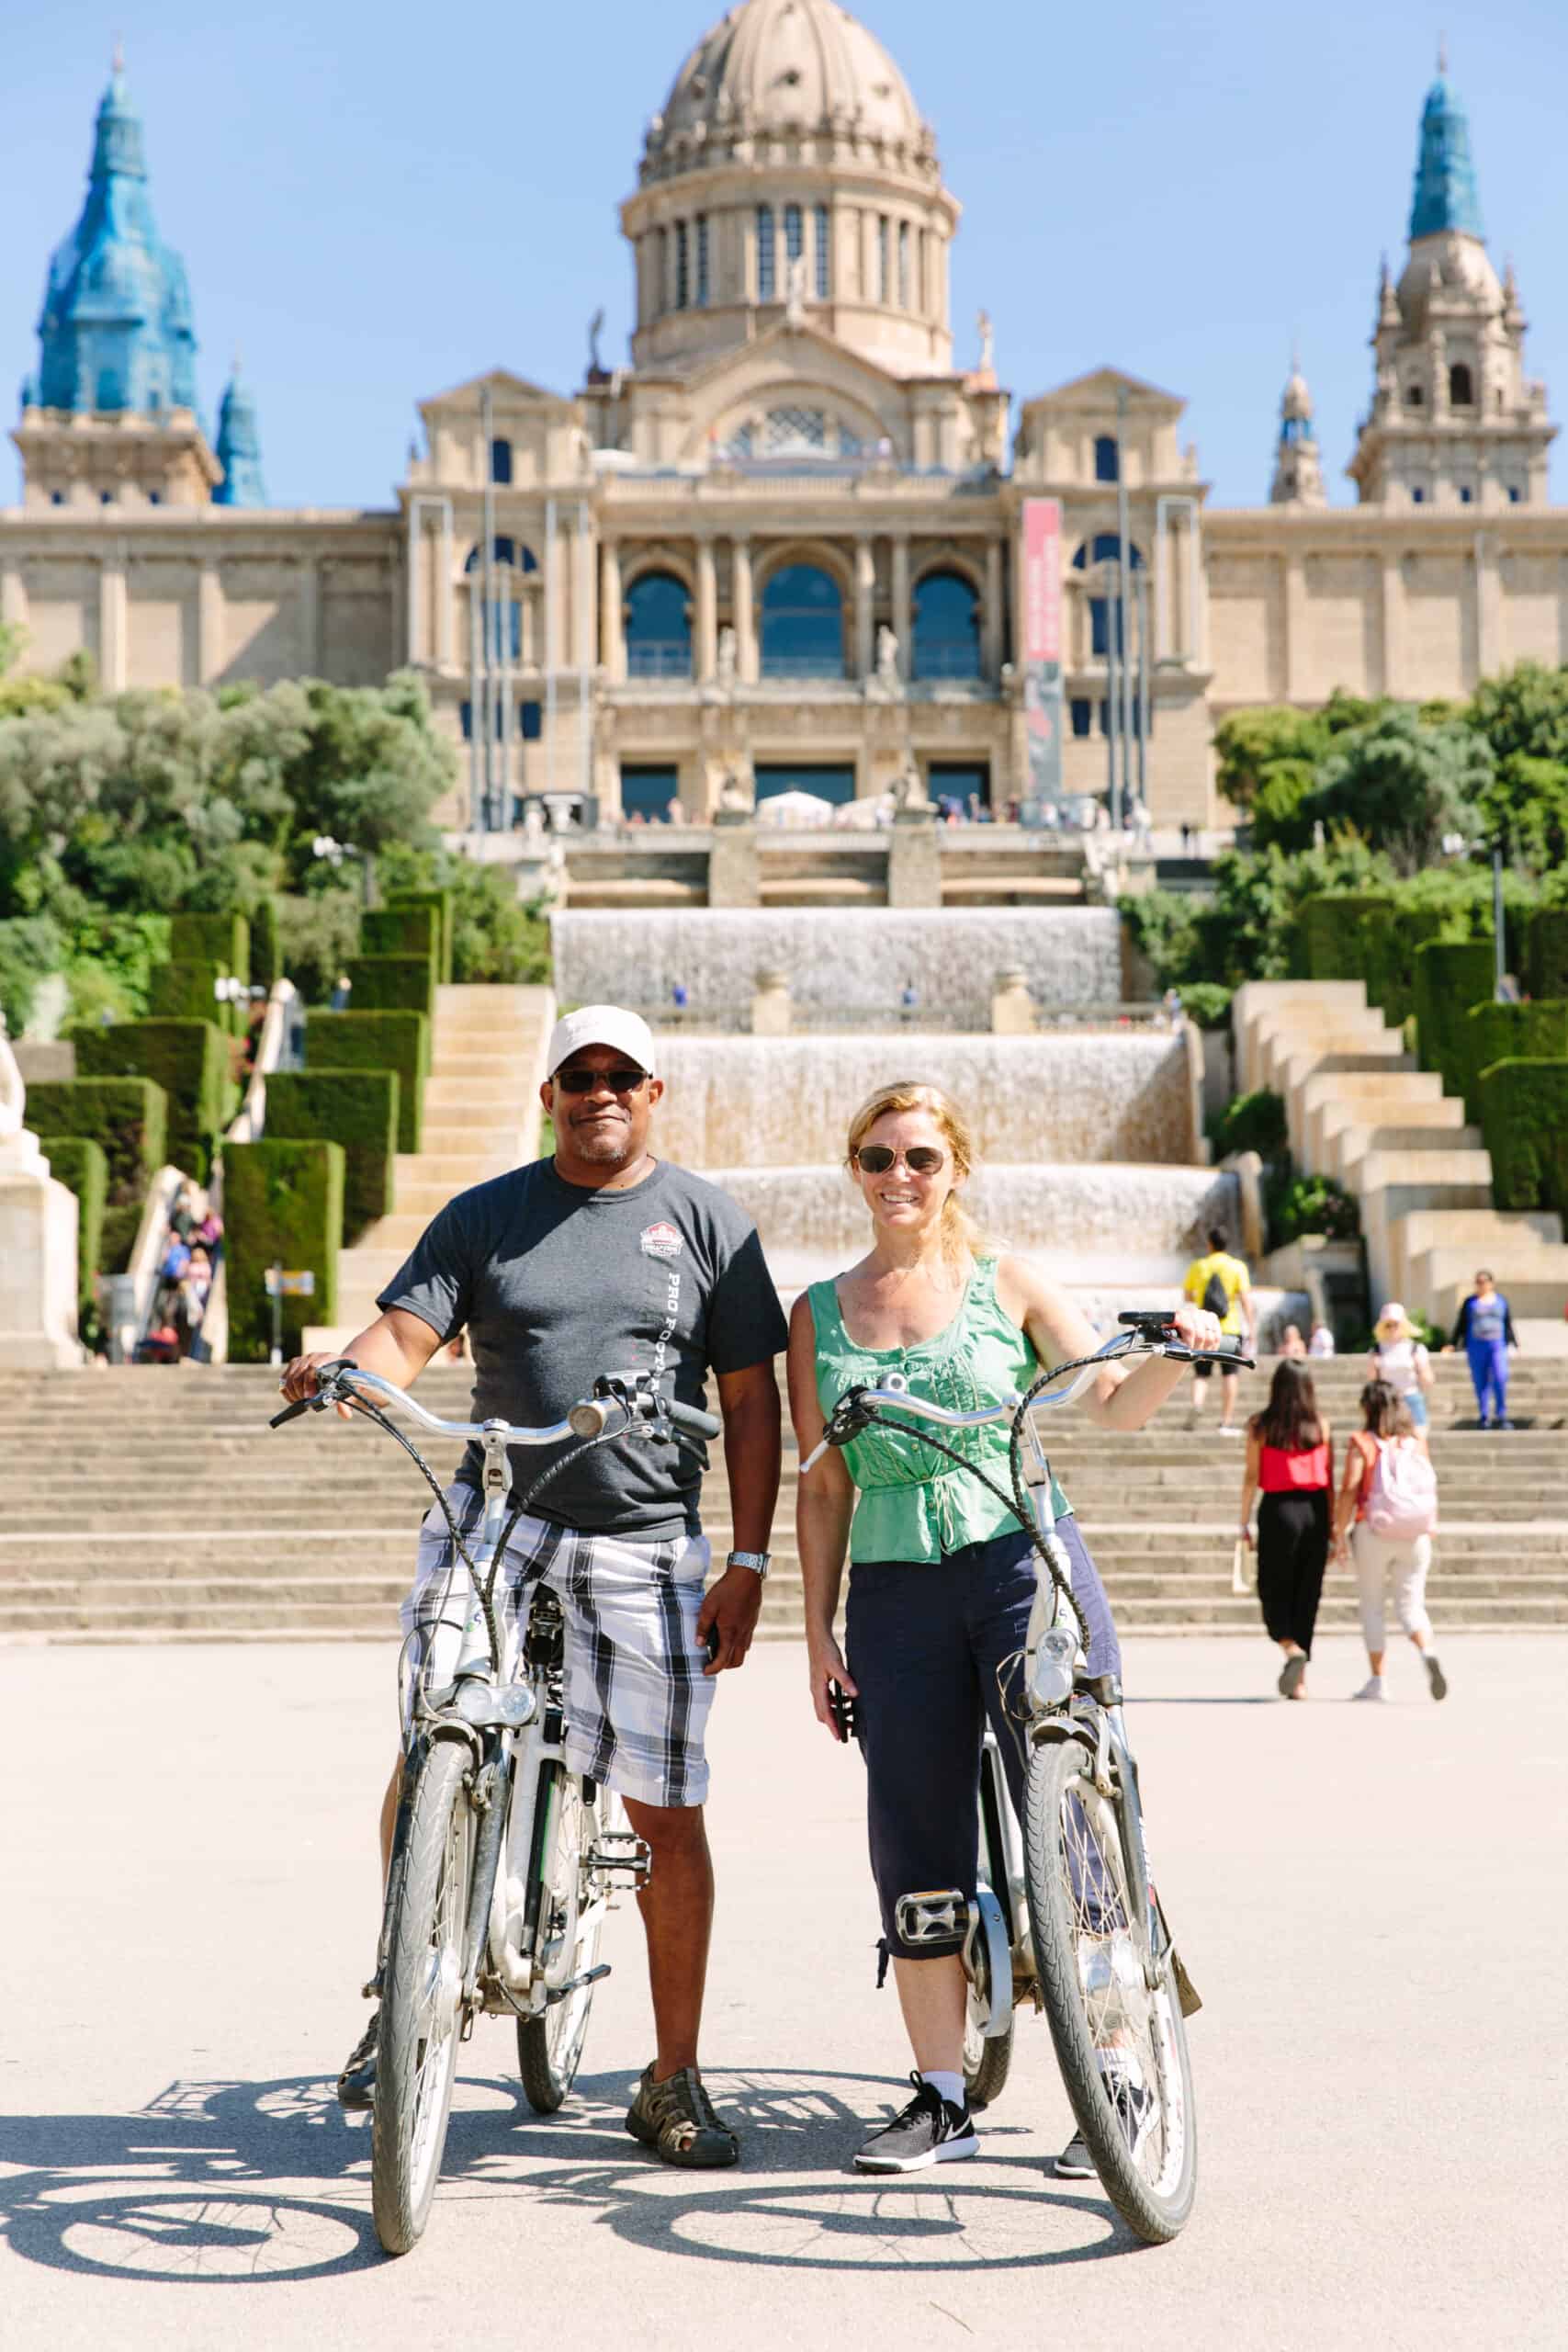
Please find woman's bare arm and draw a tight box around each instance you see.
[1239,1427,1261,1544]
[997,1255,1220,1431]
[786,1293,859,1737]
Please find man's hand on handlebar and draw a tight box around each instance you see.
[277,1351,357,1420]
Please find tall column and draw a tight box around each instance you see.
[600,538,625,680]
[733,534,757,682]
[694,536,717,681]
[1281,548,1305,701]
[1379,552,1405,699]
[197,556,223,684]
[854,536,875,677]
[1472,530,1499,685]
[983,537,1004,676]
[890,534,911,679]
[297,554,321,674]
[98,554,128,692]
[544,506,564,673]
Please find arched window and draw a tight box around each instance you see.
[489,437,513,486]
[877,217,891,304]
[897,222,911,309]
[1449,360,1474,407]
[784,204,805,273]
[465,537,538,662]
[912,570,982,679]
[1072,534,1144,660]
[815,204,831,298]
[675,222,691,310]
[695,216,710,307]
[625,571,692,680]
[761,563,844,679]
[1094,435,1119,484]
[1405,380,1425,407]
[756,206,776,301]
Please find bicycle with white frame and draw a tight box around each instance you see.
[270,1360,721,2255]
[805,1310,1246,2244]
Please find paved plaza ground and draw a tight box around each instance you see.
[2,1632,1560,2350]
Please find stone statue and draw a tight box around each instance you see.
[784,254,808,328]
[716,625,738,685]
[588,308,605,376]
[976,307,995,374]
[890,766,931,813]
[875,625,900,685]
[718,769,753,815]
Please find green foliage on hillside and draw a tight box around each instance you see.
[35,1134,107,1314]
[305,1009,429,1152]
[265,1069,399,1245]
[74,1019,233,1182]
[1480,1059,1568,1220]
[25,1075,168,1272]
[224,1139,344,1362]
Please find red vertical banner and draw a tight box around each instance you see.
[1022,497,1064,811]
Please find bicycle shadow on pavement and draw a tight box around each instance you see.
[0,2065,1143,2281]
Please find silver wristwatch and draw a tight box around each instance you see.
[727,1549,771,1580]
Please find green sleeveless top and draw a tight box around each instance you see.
[807,1255,1072,1565]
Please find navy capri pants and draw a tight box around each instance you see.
[845,1515,1122,1965]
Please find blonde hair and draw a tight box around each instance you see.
[845,1079,989,1269]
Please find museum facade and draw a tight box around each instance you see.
[4,7,1563,828]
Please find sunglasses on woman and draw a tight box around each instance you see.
[854,1145,946,1175]
[554,1066,649,1095]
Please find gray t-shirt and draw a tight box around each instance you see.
[377,1157,787,1540]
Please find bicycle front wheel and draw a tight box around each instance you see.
[1023,1736,1197,2243]
[371,1737,476,2255]
[516,1767,610,2112]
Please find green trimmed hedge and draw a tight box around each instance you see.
[1480,1058,1568,1219]
[74,1019,233,1182]
[224,1138,344,1362]
[1359,902,1448,1028]
[23,1075,168,1272]
[387,888,454,985]
[147,956,245,1033]
[1528,909,1568,1001]
[37,1135,107,1306]
[1412,938,1495,1102]
[265,1069,399,1245]
[363,903,438,979]
[344,955,435,1017]
[170,911,250,981]
[1298,893,1393,983]
[1461,1000,1568,1123]
[1207,1087,1289,1160]
[252,897,282,991]
[305,1009,429,1151]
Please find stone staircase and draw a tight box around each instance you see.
[1234,979,1568,1332]
[303,984,554,1351]
[2,1358,1563,1644]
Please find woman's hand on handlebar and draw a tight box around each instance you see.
[1170,1304,1224,1356]
[807,1633,857,1742]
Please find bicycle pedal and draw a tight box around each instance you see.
[545,1962,612,2006]
[587,1833,652,1883]
[895,1888,971,1946]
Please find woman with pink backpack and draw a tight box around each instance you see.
[1331,1380,1448,1702]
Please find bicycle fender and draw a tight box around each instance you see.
[968,1886,1013,2040]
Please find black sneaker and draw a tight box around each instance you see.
[336,2007,378,2111]
[1053,2131,1095,2179]
[1424,1654,1449,1702]
[854,2075,978,2174]
[625,2064,739,2169]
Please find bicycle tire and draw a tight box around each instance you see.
[371,1737,476,2255]
[516,1766,607,2112]
[1023,1736,1197,2243]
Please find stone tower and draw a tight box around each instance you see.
[212,358,267,507]
[1269,351,1325,505]
[1348,54,1556,509]
[13,50,220,509]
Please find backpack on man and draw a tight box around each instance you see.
[1201,1267,1231,1321]
[1363,1436,1438,1541]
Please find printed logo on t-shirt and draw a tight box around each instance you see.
[640,1220,684,1261]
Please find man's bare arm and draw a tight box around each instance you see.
[278,1307,446,1404]
[695,1357,783,1677]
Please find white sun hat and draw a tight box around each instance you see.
[546,1004,657,1078]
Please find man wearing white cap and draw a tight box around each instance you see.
[281,1003,788,2167]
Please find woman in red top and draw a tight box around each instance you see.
[1238,1361,1334,1700]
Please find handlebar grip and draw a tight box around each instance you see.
[268,1395,320,1430]
[569,1398,612,1438]
[668,1398,721,1442]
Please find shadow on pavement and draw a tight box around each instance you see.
[0,2065,1143,2280]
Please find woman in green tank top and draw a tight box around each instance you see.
[784,1080,1219,2177]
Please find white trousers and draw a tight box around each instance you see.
[1350,1524,1434,1651]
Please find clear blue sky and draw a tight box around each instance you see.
[6,1,1566,510]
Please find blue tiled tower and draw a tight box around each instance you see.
[213,359,267,506]
[1408,62,1483,243]
[34,48,198,419]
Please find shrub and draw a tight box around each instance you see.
[1175,981,1233,1030]
[36,1134,107,1307]
[363,901,439,979]
[0,913,66,1034]
[252,896,282,991]
[1528,909,1568,1001]
[169,911,250,981]
[1208,1088,1289,1161]
[147,957,243,1032]
[344,954,435,1016]
[274,889,362,1005]
[224,1138,344,1362]
[1480,1059,1568,1219]
[23,1075,167,1271]
[1265,1165,1360,1245]
[383,889,454,983]
[74,1019,232,1182]
[265,1069,399,1245]
[305,1009,429,1151]
[1411,938,1495,1102]
[1359,901,1449,1026]
[1461,1001,1568,1123]
[1297,893,1392,982]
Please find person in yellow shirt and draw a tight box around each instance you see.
[1182,1225,1256,1432]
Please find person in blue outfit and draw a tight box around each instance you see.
[1450,1270,1517,1428]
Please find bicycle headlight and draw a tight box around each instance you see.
[452,1679,536,1730]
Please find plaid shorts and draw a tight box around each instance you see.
[400,1486,716,1809]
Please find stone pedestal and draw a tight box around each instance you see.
[0,1133,83,1366]
[708,814,759,909]
[887,809,942,909]
[990,970,1036,1035]
[751,968,793,1035]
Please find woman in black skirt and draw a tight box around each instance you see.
[1238,1361,1334,1700]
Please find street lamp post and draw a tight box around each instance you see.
[310,833,374,910]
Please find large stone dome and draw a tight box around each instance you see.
[641,0,938,188]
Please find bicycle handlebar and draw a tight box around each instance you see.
[268,1360,722,1445]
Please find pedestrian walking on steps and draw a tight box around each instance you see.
[1332,1380,1448,1704]
[1238,1362,1332,1700]
[1182,1225,1255,1431]
[1368,1301,1436,1430]
[1448,1271,1517,1428]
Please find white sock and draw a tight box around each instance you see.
[921,2069,965,2111]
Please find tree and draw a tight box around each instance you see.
[1303,707,1493,875]
[1212,706,1329,814]
[1465,660,1568,764]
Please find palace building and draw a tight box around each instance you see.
[3,9,1563,829]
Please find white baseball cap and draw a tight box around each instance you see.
[546,1003,657,1079]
